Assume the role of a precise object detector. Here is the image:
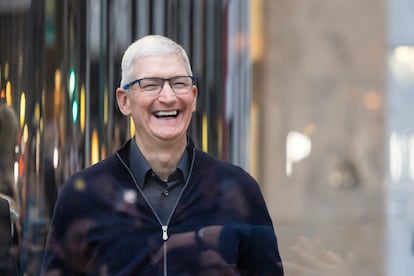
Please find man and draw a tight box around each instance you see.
[41,35,283,275]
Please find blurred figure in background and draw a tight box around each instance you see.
[0,102,20,275]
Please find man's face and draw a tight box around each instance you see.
[118,55,197,145]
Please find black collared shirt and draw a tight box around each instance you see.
[129,139,189,224]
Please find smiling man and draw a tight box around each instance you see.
[41,35,284,275]
[116,44,197,182]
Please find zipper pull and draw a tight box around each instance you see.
[162,225,168,241]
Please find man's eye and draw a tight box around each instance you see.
[141,83,160,90]
[172,82,186,87]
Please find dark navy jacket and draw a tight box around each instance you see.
[41,138,283,275]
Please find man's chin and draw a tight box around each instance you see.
[153,130,185,142]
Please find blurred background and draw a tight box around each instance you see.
[0,0,413,275]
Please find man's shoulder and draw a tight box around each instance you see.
[63,153,121,187]
[194,149,255,182]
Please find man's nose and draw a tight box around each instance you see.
[158,81,176,100]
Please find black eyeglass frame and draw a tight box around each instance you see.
[122,76,196,93]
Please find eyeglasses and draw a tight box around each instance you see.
[123,76,195,95]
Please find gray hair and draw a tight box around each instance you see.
[120,35,192,88]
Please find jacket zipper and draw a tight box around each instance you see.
[116,147,196,276]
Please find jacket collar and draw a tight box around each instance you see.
[115,135,196,169]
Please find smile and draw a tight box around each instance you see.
[154,110,179,118]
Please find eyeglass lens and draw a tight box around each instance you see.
[138,77,193,94]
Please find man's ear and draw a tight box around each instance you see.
[116,88,131,116]
[191,86,198,112]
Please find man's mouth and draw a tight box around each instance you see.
[154,110,178,118]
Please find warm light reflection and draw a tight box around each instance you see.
[303,123,317,136]
[6,81,12,105]
[202,113,208,152]
[101,145,106,161]
[129,117,135,138]
[104,87,108,124]
[40,118,44,133]
[54,69,62,116]
[91,128,99,165]
[20,124,28,157]
[364,91,382,111]
[286,131,312,176]
[249,0,264,62]
[53,69,62,116]
[19,92,26,128]
[34,102,40,123]
[22,124,28,145]
[80,85,86,133]
[19,155,24,177]
[54,69,61,91]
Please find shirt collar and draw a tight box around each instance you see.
[129,139,151,189]
[128,137,190,188]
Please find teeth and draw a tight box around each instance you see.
[155,110,178,117]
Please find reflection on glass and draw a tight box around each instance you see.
[387,45,414,275]
[286,131,311,176]
[390,46,414,81]
[390,132,403,181]
[6,81,12,105]
[389,132,414,183]
[19,92,25,128]
[0,0,250,274]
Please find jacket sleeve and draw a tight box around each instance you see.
[218,224,284,275]
[214,164,284,275]
[40,174,109,275]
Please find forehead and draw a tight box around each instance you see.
[134,55,188,77]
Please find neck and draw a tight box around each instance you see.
[135,136,187,181]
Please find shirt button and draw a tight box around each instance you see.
[162,190,169,196]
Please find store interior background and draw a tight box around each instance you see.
[1,0,414,275]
